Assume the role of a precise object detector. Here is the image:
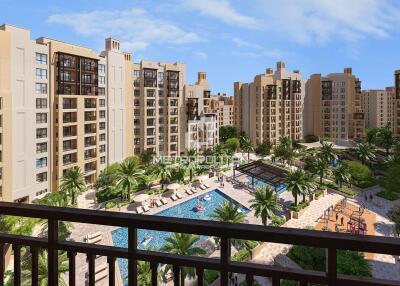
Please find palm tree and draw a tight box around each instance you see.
[354,143,376,165]
[116,158,143,201]
[186,148,198,181]
[315,158,330,185]
[59,167,86,205]
[241,137,253,162]
[160,233,206,286]
[209,200,246,223]
[377,123,395,155]
[333,162,350,188]
[320,141,335,164]
[152,162,172,189]
[21,250,69,286]
[285,169,313,205]
[278,136,292,150]
[249,187,282,226]
[137,260,151,286]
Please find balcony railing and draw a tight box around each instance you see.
[0,202,399,286]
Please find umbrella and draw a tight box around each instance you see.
[134,194,149,204]
[167,183,181,191]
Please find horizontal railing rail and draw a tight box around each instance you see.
[0,202,399,286]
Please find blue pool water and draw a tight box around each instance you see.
[246,176,286,194]
[112,189,248,283]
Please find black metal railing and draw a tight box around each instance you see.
[0,202,399,286]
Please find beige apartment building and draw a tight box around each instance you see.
[234,61,305,145]
[211,93,234,127]
[184,72,219,152]
[362,87,395,130]
[394,70,400,135]
[304,68,365,143]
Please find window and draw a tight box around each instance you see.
[35,83,47,94]
[35,53,47,65]
[99,144,106,153]
[99,122,106,130]
[100,110,106,119]
[36,98,47,109]
[98,64,106,73]
[36,113,47,124]
[36,128,47,139]
[36,172,47,183]
[100,134,106,142]
[133,70,140,77]
[98,87,105,96]
[99,99,105,107]
[134,138,140,145]
[36,157,47,169]
[36,68,47,79]
[36,143,47,154]
[134,90,140,97]
[100,156,106,164]
[99,76,106,85]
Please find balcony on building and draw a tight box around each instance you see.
[63,126,77,138]
[62,153,77,166]
[62,112,77,124]
[84,149,97,161]
[84,136,97,148]
[85,111,97,122]
[85,98,97,109]
[85,123,97,136]
[62,139,77,153]
[62,98,77,110]
[84,162,97,175]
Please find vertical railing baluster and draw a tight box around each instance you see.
[13,244,21,286]
[0,243,5,286]
[150,262,158,286]
[173,265,180,286]
[108,256,116,286]
[48,219,59,286]
[271,276,280,286]
[326,247,337,286]
[87,254,95,286]
[246,274,254,285]
[196,268,204,286]
[68,252,76,286]
[220,237,230,286]
[128,227,138,286]
[31,247,38,286]
[299,280,307,286]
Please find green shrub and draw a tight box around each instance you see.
[272,216,286,226]
[96,186,122,203]
[288,246,372,277]
[380,163,400,193]
[321,180,356,197]
[245,240,259,249]
[304,134,319,143]
[255,141,272,156]
[376,191,399,201]
[346,161,374,188]
[203,269,219,285]
[239,280,261,286]
[290,201,309,212]
[231,248,250,262]
[281,280,298,286]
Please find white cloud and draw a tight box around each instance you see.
[253,0,400,45]
[182,0,258,29]
[195,52,208,59]
[47,8,203,51]
[232,37,262,49]
[232,49,285,59]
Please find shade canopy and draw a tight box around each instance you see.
[134,194,149,203]
[167,183,181,191]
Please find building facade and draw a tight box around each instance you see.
[234,61,305,145]
[184,72,219,152]
[211,93,234,127]
[394,70,400,136]
[304,68,365,144]
[362,88,395,130]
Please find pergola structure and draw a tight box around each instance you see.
[233,161,288,191]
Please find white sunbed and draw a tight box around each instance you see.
[171,195,178,201]
[155,200,163,207]
[192,188,198,194]
[176,193,183,199]
[136,207,144,214]
[199,185,206,190]
[204,183,210,188]
[161,198,168,205]
[94,264,107,282]
[84,232,102,243]
[185,190,193,195]
[143,205,150,212]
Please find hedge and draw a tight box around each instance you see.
[376,191,399,201]
[204,269,219,285]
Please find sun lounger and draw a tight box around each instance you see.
[84,232,102,243]
[136,207,144,214]
[199,185,206,190]
[176,193,183,199]
[204,183,210,188]
[171,195,178,201]
[185,190,193,195]
[143,205,150,212]
[161,198,168,205]
[192,188,198,194]
[155,200,163,207]
[94,264,107,282]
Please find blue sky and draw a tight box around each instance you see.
[1,0,400,94]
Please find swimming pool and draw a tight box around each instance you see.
[111,189,248,283]
[246,175,286,194]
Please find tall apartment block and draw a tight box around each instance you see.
[362,87,395,130]
[184,72,219,152]
[211,93,234,127]
[394,70,400,135]
[131,60,186,158]
[304,68,365,143]
[234,61,305,145]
